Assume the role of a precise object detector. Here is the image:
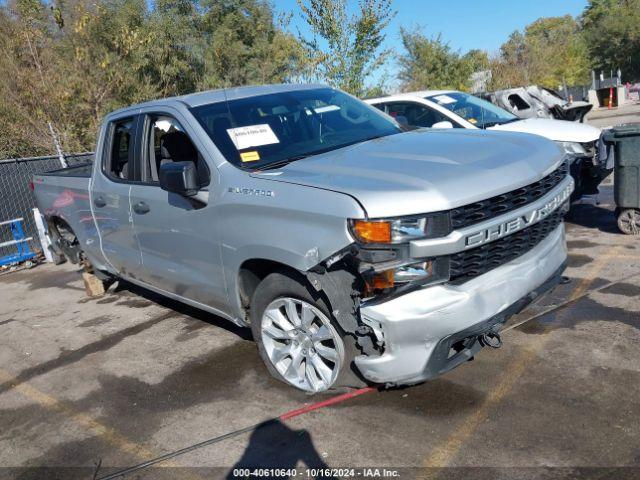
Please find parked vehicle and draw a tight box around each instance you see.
[33,84,573,393]
[366,90,607,199]
[480,86,593,123]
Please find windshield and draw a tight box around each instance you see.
[426,92,518,128]
[190,88,402,170]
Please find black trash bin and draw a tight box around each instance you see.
[603,124,640,234]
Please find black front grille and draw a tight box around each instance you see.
[449,205,567,284]
[450,161,569,230]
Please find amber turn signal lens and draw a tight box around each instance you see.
[372,269,394,290]
[364,269,395,296]
[352,220,391,243]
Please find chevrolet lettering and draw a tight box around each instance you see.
[465,178,573,248]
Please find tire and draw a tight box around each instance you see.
[617,208,640,235]
[50,219,81,263]
[250,270,365,393]
[49,247,66,265]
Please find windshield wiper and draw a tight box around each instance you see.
[252,156,307,171]
[252,133,395,171]
[481,118,520,128]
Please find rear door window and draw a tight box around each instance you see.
[105,118,136,181]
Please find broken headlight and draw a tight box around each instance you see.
[557,141,587,157]
[363,258,450,296]
[349,213,450,298]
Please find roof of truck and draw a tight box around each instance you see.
[110,83,330,116]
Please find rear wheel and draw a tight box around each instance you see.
[250,271,359,393]
[617,208,640,235]
[49,219,82,263]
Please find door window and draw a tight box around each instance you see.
[384,102,456,128]
[105,118,135,181]
[143,115,210,187]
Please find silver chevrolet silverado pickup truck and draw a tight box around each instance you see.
[33,84,573,393]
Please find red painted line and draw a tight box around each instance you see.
[279,387,376,421]
[99,387,376,479]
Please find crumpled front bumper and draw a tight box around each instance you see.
[355,223,567,385]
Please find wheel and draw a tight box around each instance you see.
[50,219,81,263]
[617,208,640,235]
[250,271,360,393]
[49,246,66,265]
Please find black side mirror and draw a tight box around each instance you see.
[159,161,198,197]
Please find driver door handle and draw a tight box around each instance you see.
[133,201,150,215]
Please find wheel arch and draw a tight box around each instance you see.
[236,258,307,323]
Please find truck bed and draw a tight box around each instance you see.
[33,167,93,241]
[40,163,93,178]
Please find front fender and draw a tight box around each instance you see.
[217,167,366,321]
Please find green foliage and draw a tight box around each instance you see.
[581,0,640,80]
[0,0,306,158]
[199,0,304,88]
[3,0,639,159]
[296,0,395,96]
[397,28,488,92]
[490,15,590,90]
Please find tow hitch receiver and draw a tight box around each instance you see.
[479,332,502,349]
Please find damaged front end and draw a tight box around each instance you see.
[482,86,593,123]
[305,166,572,386]
[304,210,454,370]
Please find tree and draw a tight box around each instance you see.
[397,27,488,91]
[490,15,590,89]
[296,0,395,96]
[582,0,640,81]
[139,0,204,98]
[0,0,306,157]
[59,0,154,142]
[0,0,69,156]
[199,0,304,88]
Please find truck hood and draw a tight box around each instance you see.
[251,129,565,218]
[490,118,601,143]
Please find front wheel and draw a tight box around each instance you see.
[250,271,359,393]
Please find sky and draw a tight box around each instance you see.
[275,0,590,83]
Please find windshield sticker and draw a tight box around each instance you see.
[433,95,456,105]
[314,105,341,114]
[240,151,260,162]
[226,124,279,150]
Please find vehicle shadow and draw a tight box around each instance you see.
[227,420,335,479]
[566,202,619,234]
[109,278,253,341]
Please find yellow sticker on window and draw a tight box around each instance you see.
[240,151,260,162]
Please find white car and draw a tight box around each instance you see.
[366,90,608,198]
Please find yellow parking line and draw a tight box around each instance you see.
[0,368,205,477]
[0,368,155,459]
[423,245,623,468]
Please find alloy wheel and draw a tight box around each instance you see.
[261,297,344,392]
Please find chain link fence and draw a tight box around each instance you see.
[0,153,94,260]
